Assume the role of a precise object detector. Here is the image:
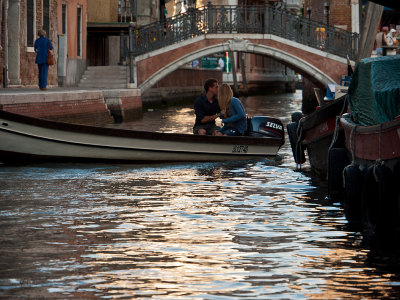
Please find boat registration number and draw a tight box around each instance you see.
[232,145,248,153]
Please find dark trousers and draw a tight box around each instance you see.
[38,63,49,89]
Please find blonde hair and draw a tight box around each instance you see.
[218,83,233,112]
[38,29,47,37]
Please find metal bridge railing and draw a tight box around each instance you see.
[130,4,359,63]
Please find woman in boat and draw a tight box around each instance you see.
[217,84,247,136]
[34,29,53,90]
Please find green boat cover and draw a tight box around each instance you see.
[348,55,400,126]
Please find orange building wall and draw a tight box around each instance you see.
[57,0,88,59]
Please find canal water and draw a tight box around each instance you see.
[1,91,399,299]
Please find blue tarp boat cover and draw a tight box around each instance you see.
[348,55,400,126]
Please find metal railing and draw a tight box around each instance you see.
[130,4,359,64]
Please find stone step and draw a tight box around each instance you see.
[77,82,128,89]
[82,73,127,79]
[85,68,128,73]
[79,65,128,89]
[80,74,127,80]
[78,81,128,88]
[86,65,127,71]
[79,77,128,83]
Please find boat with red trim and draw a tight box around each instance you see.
[337,55,400,234]
[287,91,347,178]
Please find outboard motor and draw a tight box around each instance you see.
[247,116,285,141]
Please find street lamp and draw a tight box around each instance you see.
[324,2,330,27]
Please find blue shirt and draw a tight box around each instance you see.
[221,97,247,134]
[34,36,53,64]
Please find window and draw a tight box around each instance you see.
[26,0,35,47]
[118,0,132,22]
[62,4,67,35]
[43,0,50,36]
[77,6,82,56]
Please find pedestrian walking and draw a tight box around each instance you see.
[34,29,53,90]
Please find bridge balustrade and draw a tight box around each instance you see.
[131,4,359,61]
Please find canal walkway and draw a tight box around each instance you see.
[0,86,102,94]
[0,86,142,124]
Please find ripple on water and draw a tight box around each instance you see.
[1,93,399,298]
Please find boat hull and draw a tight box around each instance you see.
[340,113,400,168]
[298,96,346,177]
[0,110,283,164]
[303,133,338,177]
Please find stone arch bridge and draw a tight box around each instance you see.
[129,4,359,94]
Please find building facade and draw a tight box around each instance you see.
[304,0,360,33]
[57,0,88,86]
[86,0,162,67]
[0,0,87,88]
[1,0,58,87]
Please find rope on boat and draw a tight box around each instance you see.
[378,123,383,163]
[340,95,349,115]
[328,95,348,151]
[295,123,304,170]
[329,116,341,151]
[372,124,384,182]
[343,122,358,189]
[349,123,357,164]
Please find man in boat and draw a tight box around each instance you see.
[193,78,224,136]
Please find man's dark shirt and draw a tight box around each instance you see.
[193,95,221,128]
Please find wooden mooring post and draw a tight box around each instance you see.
[240,52,248,96]
[229,51,239,96]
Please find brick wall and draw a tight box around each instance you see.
[1,0,58,87]
[331,0,352,31]
[304,0,352,31]
[0,91,114,125]
[2,99,112,124]
[142,68,223,106]
[154,68,223,89]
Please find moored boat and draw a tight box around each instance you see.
[340,112,400,235]
[287,94,347,177]
[336,55,400,235]
[339,55,400,170]
[340,113,400,169]
[0,110,285,164]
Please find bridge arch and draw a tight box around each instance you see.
[137,37,340,94]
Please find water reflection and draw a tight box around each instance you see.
[1,92,399,298]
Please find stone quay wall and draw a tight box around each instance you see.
[0,89,142,125]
